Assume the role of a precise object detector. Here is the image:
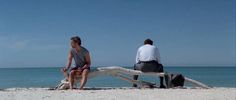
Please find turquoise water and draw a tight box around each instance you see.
[0,67,235,89]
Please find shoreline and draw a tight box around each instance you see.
[0,87,235,100]
[1,86,235,90]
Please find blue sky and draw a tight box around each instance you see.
[0,0,235,68]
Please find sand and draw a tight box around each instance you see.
[0,87,235,100]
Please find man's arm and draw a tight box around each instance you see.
[155,47,161,64]
[82,52,91,69]
[64,49,73,71]
[135,49,140,64]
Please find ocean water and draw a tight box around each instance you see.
[0,67,235,89]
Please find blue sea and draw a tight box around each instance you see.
[0,66,235,89]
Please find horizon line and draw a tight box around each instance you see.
[0,65,236,69]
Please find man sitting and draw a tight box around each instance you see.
[133,39,166,88]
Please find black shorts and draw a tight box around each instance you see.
[134,61,163,72]
[70,67,90,71]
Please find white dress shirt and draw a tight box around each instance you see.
[136,44,161,64]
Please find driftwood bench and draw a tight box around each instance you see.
[55,66,210,90]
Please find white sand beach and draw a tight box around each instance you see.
[0,87,235,100]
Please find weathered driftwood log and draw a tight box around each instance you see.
[55,66,210,90]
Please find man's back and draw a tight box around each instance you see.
[133,39,165,88]
[136,44,161,63]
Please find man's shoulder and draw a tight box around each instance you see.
[81,46,89,53]
[139,45,157,49]
[69,48,74,52]
[138,45,146,50]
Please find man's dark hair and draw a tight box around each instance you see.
[71,36,81,45]
[144,39,153,45]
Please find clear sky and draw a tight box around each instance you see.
[0,0,235,68]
